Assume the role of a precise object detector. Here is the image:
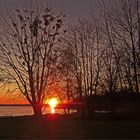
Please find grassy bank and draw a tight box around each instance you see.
[0,114,140,139]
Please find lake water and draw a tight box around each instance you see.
[0,106,77,117]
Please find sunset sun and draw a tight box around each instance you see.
[48,98,58,114]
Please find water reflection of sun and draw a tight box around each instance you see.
[48,98,58,114]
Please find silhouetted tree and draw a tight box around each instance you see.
[96,0,140,112]
[0,3,65,116]
[62,19,103,118]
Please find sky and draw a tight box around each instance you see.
[48,0,95,23]
[0,0,97,24]
[0,0,97,104]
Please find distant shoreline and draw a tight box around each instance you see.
[0,104,31,106]
[0,104,51,107]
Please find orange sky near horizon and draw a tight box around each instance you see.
[0,94,28,104]
[0,82,64,104]
[0,84,29,104]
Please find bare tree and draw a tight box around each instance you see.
[0,3,65,116]
[61,19,103,118]
[111,0,140,94]
[96,0,140,112]
[96,0,122,112]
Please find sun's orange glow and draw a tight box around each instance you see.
[48,98,58,114]
[51,108,55,114]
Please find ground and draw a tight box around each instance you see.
[0,114,140,139]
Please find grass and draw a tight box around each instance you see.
[0,114,140,139]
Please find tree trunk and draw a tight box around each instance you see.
[87,95,93,120]
[32,103,42,116]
